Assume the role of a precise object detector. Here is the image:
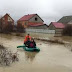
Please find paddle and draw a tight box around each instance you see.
[17,45,25,48]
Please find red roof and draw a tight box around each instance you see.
[18,14,36,21]
[51,22,65,28]
[28,22,43,26]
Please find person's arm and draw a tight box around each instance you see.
[24,35,28,43]
[34,41,36,46]
[25,41,28,47]
[29,36,31,41]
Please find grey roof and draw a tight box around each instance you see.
[58,16,72,24]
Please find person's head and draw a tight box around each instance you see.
[27,34,30,36]
[31,38,34,42]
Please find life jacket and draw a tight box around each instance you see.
[24,35,31,43]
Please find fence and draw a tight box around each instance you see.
[26,29,55,34]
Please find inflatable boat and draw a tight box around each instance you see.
[17,44,40,52]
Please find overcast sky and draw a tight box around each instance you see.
[0,0,72,24]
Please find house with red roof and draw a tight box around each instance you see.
[17,14,44,28]
[48,22,65,34]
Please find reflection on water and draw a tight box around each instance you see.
[24,51,38,62]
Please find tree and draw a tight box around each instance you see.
[62,24,72,36]
[0,16,2,32]
[0,19,1,32]
[2,22,13,33]
[17,23,25,33]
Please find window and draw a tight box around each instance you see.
[35,17,38,21]
[8,17,12,21]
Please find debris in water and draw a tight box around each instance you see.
[0,45,5,49]
[0,49,19,66]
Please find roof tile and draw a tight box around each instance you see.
[19,14,36,21]
[51,22,65,28]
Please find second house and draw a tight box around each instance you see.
[17,14,44,28]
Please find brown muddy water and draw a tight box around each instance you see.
[0,34,72,72]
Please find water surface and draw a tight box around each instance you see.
[0,34,72,72]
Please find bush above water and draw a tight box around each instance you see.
[0,46,19,66]
[62,24,72,36]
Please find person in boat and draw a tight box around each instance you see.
[25,38,31,48]
[24,34,31,44]
[29,38,36,48]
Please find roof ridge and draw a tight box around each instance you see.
[22,13,36,15]
[63,15,72,17]
[18,14,36,21]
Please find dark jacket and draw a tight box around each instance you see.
[29,41,36,48]
[25,40,31,48]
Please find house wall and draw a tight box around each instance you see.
[55,29,63,34]
[2,14,14,24]
[17,21,28,28]
[29,15,43,23]
[48,24,56,30]
[48,23,63,34]
[26,29,55,34]
[28,25,48,29]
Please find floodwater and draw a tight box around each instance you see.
[0,34,72,72]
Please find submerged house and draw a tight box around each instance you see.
[17,14,47,29]
[0,13,14,32]
[48,22,65,34]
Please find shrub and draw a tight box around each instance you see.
[62,24,72,36]
[17,23,25,33]
[2,22,13,33]
[0,49,19,66]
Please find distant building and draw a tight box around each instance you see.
[17,14,44,28]
[0,13,14,32]
[48,22,65,34]
[58,16,72,24]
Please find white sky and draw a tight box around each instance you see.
[0,0,72,24]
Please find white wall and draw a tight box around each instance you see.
[26,29,55,34]
[29,15,43,23]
